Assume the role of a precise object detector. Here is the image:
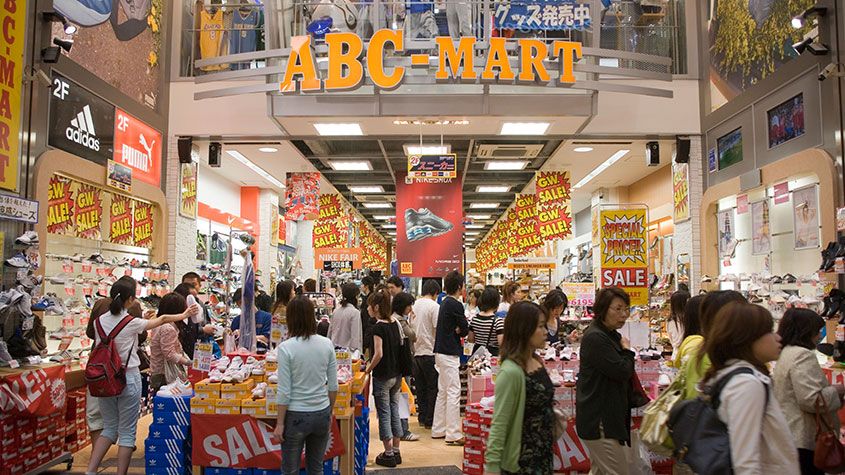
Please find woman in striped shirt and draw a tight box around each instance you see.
[468,287,504,356]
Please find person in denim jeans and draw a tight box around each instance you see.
[364,289,405,467]
[274,296,338,475]
[86,277,198,475]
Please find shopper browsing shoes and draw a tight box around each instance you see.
[432,271,469,446]
[411,280,442,429]
[149,293,193,393]
[391,291,419,442]
[86,278,199,475]
[485,302,556,474]
[364,290,405,467]
[328,283,363,353]
[273,296,338,475]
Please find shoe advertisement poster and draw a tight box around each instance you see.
[672,163,690,223]
[717,209,735,258]
[396,174,463,277]
[793,185,820,250]
[751,200,771,255]
[599,208,649,306]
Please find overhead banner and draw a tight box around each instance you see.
[133,201,155,248]
[0,2,25,191]
[113,108,162,187]
[672,163,690,223]
[313,194,347,249]
[494,0,591,31]
[108,194,134,245]
[599,208,649,306]
[47,175,76,236]
[315,248,363,270]
[191,414,344,469]
[179,162,198,218]
[74,183,103,240]
[285,172,320,221]
[515,194,542,256]
[359,222,387,271]
[0,366,66,416]
[396,174,463,277]
[536,171,573,241]
[408,154,457,180]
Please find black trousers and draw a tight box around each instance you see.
[799,448,824,475]
[413,355,438,427]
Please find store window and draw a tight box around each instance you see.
[181,0,267,77]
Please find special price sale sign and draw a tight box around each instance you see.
[599,209,649,306]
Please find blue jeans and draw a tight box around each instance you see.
[281,406,332,475]
[98,369,142,447]
[373,375,403,441]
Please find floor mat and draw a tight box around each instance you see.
[376,466,463,474]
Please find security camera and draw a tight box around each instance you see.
[819,63,844,81]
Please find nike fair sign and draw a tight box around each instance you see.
[49,73,115,164]
[114,108,162,187]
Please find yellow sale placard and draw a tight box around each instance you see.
[599,209,649,306]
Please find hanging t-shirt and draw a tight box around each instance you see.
[230,8,260,68]
[200,9,229,71]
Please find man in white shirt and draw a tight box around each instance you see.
[411,279,441,429]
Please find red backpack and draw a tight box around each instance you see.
[85,315,135,397]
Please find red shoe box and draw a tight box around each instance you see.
[463,445,485,465]
[464,433,486,450]
[462,459,483,475]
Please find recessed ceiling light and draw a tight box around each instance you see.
[476,185,510,193]
[500,122,550,135]
[468,214,491,220]
[225,150,285,189]
[470,203,499,209]
[573,149,630,189]
[362,202,391,209]
[484,161,527,171]
[393,120,470,126]
[403,144,450,156]
[258,147,278,153]
[328,160,372,171]
[388,232,397,236]
[466,224,484,229]
[573,147,593,153]
[383,224,396,229]
[374,215,393,220]
[349,185,384,193]
[314,123,363,136]
[466,232,480,236]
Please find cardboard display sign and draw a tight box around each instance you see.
[599,209,649,306]
[75,183,103,240]
[47,175,76,236]
[0,366,66,416]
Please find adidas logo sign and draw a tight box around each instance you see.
[65,105,101,152]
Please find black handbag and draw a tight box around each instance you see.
[667,367,768,475]
[395,320,414,377]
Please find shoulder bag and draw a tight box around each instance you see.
[814,396,845,472]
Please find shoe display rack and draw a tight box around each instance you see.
[195,222,254,328]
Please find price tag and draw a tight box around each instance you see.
[464,341,474,356]
[270,315,288,345]
[192,342,213,372]
[58,336,73,352]
[9,359,19,368]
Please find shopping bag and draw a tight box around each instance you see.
[641,371,685,455]
[164,354,188,384]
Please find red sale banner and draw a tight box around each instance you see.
[552,419,591,473]
[396,174,463,277]
[0,366,66,416]
[191,414,344,469]
[109,194,134,245]
[133,200,155,248]
[47,175,75,236]
[285,172,321,221]
[75,183,103,240]
[514,194,541,256]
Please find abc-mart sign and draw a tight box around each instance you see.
[48,73,162,187]
[280,32,584,92]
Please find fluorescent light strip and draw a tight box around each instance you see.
[405,145,450,155]
[314,123,363,136]
[470,203,499,209]
[329,161,372,171]
[466,224,484,229]
[484,161,527,171]
[373,215,393,220]
[468,214,491,220]
[500,122,550,135]
[573,147,593,153]
[225,150,284,189]
[383,224,396,229]
[477,185,510,193]
[362,202,391,209]
[573,150,630,189]
[466,232,480,236]
[349,185,384,193]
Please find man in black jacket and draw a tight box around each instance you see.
[360,276,375,357]
[431,271,468,445]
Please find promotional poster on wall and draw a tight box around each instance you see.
[751,200,771,255]
[767,94,805,148]
[793,185,820,250]
[717,127,742,171]
[717,209,735,258]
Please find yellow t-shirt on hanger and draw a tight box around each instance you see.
[200,9,229,71]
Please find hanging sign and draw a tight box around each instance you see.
[315,248,363,269]
[559,282,595,307]
[179,162,198,218]
[536,171,571,208]
[408,154,457,180]
[285,172,320,220]
[536,171,573,241]
[192,342,214,373]
[0,194,38,224]
[313,194,348,249]
[113,108,162,187]
[270,206,279,246]
[599,209,649,306]
[47,175,76,236]
[48,73,115,164]
[75,183,103,240]
[736,194,749,214]
[0,366,66,416]
[494,0,591,31]
[672,163,690,222]
[774,182,790,205]
[106,160,132,193]
[0,2,25,191]
[507,256,555,270]
[133,201,155,248]
[108,194,134,245]
[323,261,353,273]
[515,194,542,256]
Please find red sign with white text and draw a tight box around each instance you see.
[191,414,344,469]
[0,365,66,416]
[396,174,463,277]
[113,108,162,187]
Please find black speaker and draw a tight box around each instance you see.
[675,138,690,163]
[178,137,193,163]
[646,141,659,166]
[209,142,222,167]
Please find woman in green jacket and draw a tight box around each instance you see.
[484,301,555,475]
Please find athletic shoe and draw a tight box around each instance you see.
[215,356,231,370]
[5,253,29,268]
[404,208,453,241]
[208,369,224,383]
[394,450,402,465]
[229,356,244,370]
[156,379,193,397]
[657,373,671,387]
[53,0,112,26]
[445,438,465,446]
[14,231,39,246]
[87,253,105,264]
[69,253,85,263]
[251,382,267,399]
[375,453,397,468]
[245,356,258,366]
[265,350,278,363]
[401,432,420,442]
[50,350,74,362]
[267,373,278,384]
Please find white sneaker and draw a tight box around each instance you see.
[216,356,231,370]
[252,383,267,399]
[5,253,29,268]
[156,379,193,397]
[229,356,244,370]
[208,369,224,383]
[267,373,278,384]
[657,373,671,387]
[245,356,258,366]
[543,347,556,361]
[14,231,39,247]
[265,350,278,363]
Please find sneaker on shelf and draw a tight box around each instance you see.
[657,373,671,387]
[245,356,258,366]
[69,253,85,263]
[251,382,267,399]
[50,350,74,362]
[156,379,193,397]
[215,356,231,370]
[208,369,224,383]
[548,369,564,386]
[0,341,12,364]
[229,356,244,370]
[5,252,30,268]
[265,350,277,363]
[543,347,556,361]
[267,373,278,384]
[14,231,39,247]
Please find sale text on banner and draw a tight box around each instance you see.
[536,171,573,241]
[0,2,25,191]
[109,194,134,245]
[315,248,363,270]
[75,183,103,240]
[48,175,76,236]
[180,162,198,218]
[133,201,155,248]
[599,208,648,305]
[313,194,348,249]
[0,366,66,416]
[672,163,690,222]
[191,414,344,469]
[515,193,542,256]
[359,221,387,271]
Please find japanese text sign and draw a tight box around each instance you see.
[0,2,25,191]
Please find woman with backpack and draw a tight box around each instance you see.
[484,301,555,474]
[86,277,199,475]
[700,302,799,473]
[774,308,845,475]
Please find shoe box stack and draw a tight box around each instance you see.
[467,374,495,405]
[191,378,259,415]
[203,468,255,474]
[459,366,469,415]
[0,407,67,474]
[146,394,192,474]
[353,407,370,475]
[462,403,493,475]
[64,387,91,453]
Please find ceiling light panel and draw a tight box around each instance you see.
[500,122,550,135]
[470,203,499,209]
[573,150,630,189]
[484,161,528,171]
[476,185,510,193]
[468,214,491,220]
[374,215,393,220]
[258,147,278,153]
[349,185,384,193]
[314,123,363,136]
[362,202,391,209]
[328,160,372,171]
[466,224,484,229]
[383,224,397,229]
[573,147,593,153]
[404,144,450,156]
